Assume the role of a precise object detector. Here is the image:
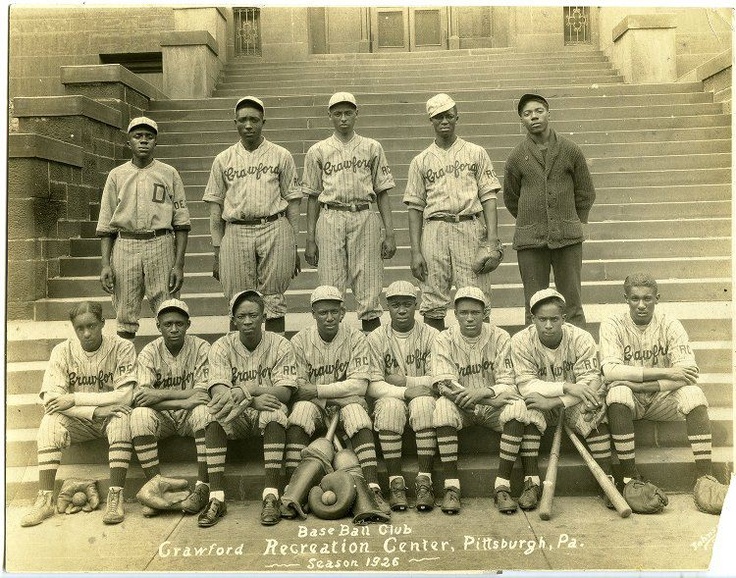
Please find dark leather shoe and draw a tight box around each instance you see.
[260,494,281,526]
[389,477,408,512]
[494,486,518,514]
[518,478,541,511]
[181,483,210,514]
[441,486,461,515]
[198,497,227,528]
[415,475,435,512]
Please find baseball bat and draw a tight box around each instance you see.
[538,410,565,520]
[564,425,632,518]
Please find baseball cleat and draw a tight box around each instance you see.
[103,487,125,525]
[389,477,408,512]
[372,486,392,516]
[440,486,461,515]
[198,497,227,528]
[414,475,435,512]
[20,490,54,527]
[180,483,210,514]
[494,486,518,514]
[518,478,541,511]
[260,494,281,526]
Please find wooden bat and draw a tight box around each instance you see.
[565,425,632,518]
[538,410,565,520]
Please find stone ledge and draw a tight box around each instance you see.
[160,30,218,56]
[60,63,167,101]
[12,95,122,129]
[696,48,733,82]
[173,6,228,22]
[612,13,677,43]
[8,133,84,167]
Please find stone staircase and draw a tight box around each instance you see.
[7,48,732,502]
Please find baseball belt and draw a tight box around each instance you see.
[427,212,481,223]
[118,229,172,240]
[229,210,286,226]
[319,202,370,212]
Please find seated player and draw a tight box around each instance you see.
[431,286,536,515]
[129,299,212,517]
[599,273,727,510]
[22,302,135,527]
[200,290,296,527]
[285,285,391,515]
[366,281,439,512]
[511,288,614,508]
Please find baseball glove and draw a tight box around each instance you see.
[693,474,727,515]
[623,479,668,514]
[57,478,100,514]
[136,476,192,511]
[471,240,504,275]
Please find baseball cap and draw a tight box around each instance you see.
[127,116,158,135]
[328,92,357,110]
[426,93,456,118]
[156,298,189,318]
[385,281,418,300]
[529,288,566,313]
[310,285,344,305]
[454,286,488,308]
[229,289,263,316]
[517,93,549,115]
[234,96,265,115]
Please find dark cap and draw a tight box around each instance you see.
[517,93,549,115]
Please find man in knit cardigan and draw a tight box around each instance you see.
[503,93,596,328]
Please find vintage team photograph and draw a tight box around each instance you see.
[4,2,734,575]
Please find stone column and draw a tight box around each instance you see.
[160,31,220,99]
[611,14,677,83]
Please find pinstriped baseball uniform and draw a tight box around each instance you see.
[37,335,135,454]
[511,323,605,437]
[600,310,706,420]
[207,331,297,436]
[288,324,373,438]
[302,135,395,320]
[204,139,301,319]
[404,138,501,319]
[96,160,191,334]
[367,322,439,433]
[431,324,527,431]
[130,335,212,439]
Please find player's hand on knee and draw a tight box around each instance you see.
[45,393,75,414]
[295,384,319,402]
[381,235,397,260]
[410,252,428,282]
[132,388,163,407]
[292,248,302,278]
[524,392,558,412]
[488,390,522,409]
[305,240,319,267]
[110,404,133,417]
[168,266,184,294]
[386,374,407,387]
[252,393,281,412]
[100,266,115,294]
[207,385,235,419]
[666,366,699,384]
[186,390,211,409]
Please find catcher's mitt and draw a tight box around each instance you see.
[623,479,668,514]
[693,474,727,515]
[471,241,504,275]
[136,475,192,511]
[57,478,100,514]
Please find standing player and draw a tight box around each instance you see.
[128,299,213,517]
[404,93,503,331]
[285,285,390,515]
[199,289,296,527]
[431,287,535,515]
[511,288,614,508]
[97,117,190,339]
[204,96,301,334]
[366,280,439,512]
[599,274,726,510]
[503,93,595,327]
[302,92,396,333]
[21,302,135,527]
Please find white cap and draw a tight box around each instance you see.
[385,281,418,300]
[529,288,566,313]
[310,285,343,305]
[234,96,265,114]
[454,286,488,307]
[156,298,189,318]
[328,92,357,109]
[127,116,158,134]
[426,93,456,118]
[229,289,263,316]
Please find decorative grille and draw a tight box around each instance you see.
[564,6,591,45]
[235,7,261,56]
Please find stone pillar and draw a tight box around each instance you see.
[173,7,229,64]
[448,7,460,50]
[160,31,220,99]
[611,14,677,83]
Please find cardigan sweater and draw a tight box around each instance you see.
[503,129,595,250]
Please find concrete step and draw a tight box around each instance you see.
[47,256,733,299]
[5,446,733,502]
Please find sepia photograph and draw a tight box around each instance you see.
[4,1,734,574]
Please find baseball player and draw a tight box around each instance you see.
[366,280,439,512]
[599,273,725,509]
[128,298,213,517]
[199,289,296,527]
[285,285,390,515]
[431,286,536,515]
[302,92,396,333]
[21,301,135,527]
[404,93,502,331]
[97,116,190,340]
[511,288,614,508]
[503,93,596,328]
[204,96,301,334]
